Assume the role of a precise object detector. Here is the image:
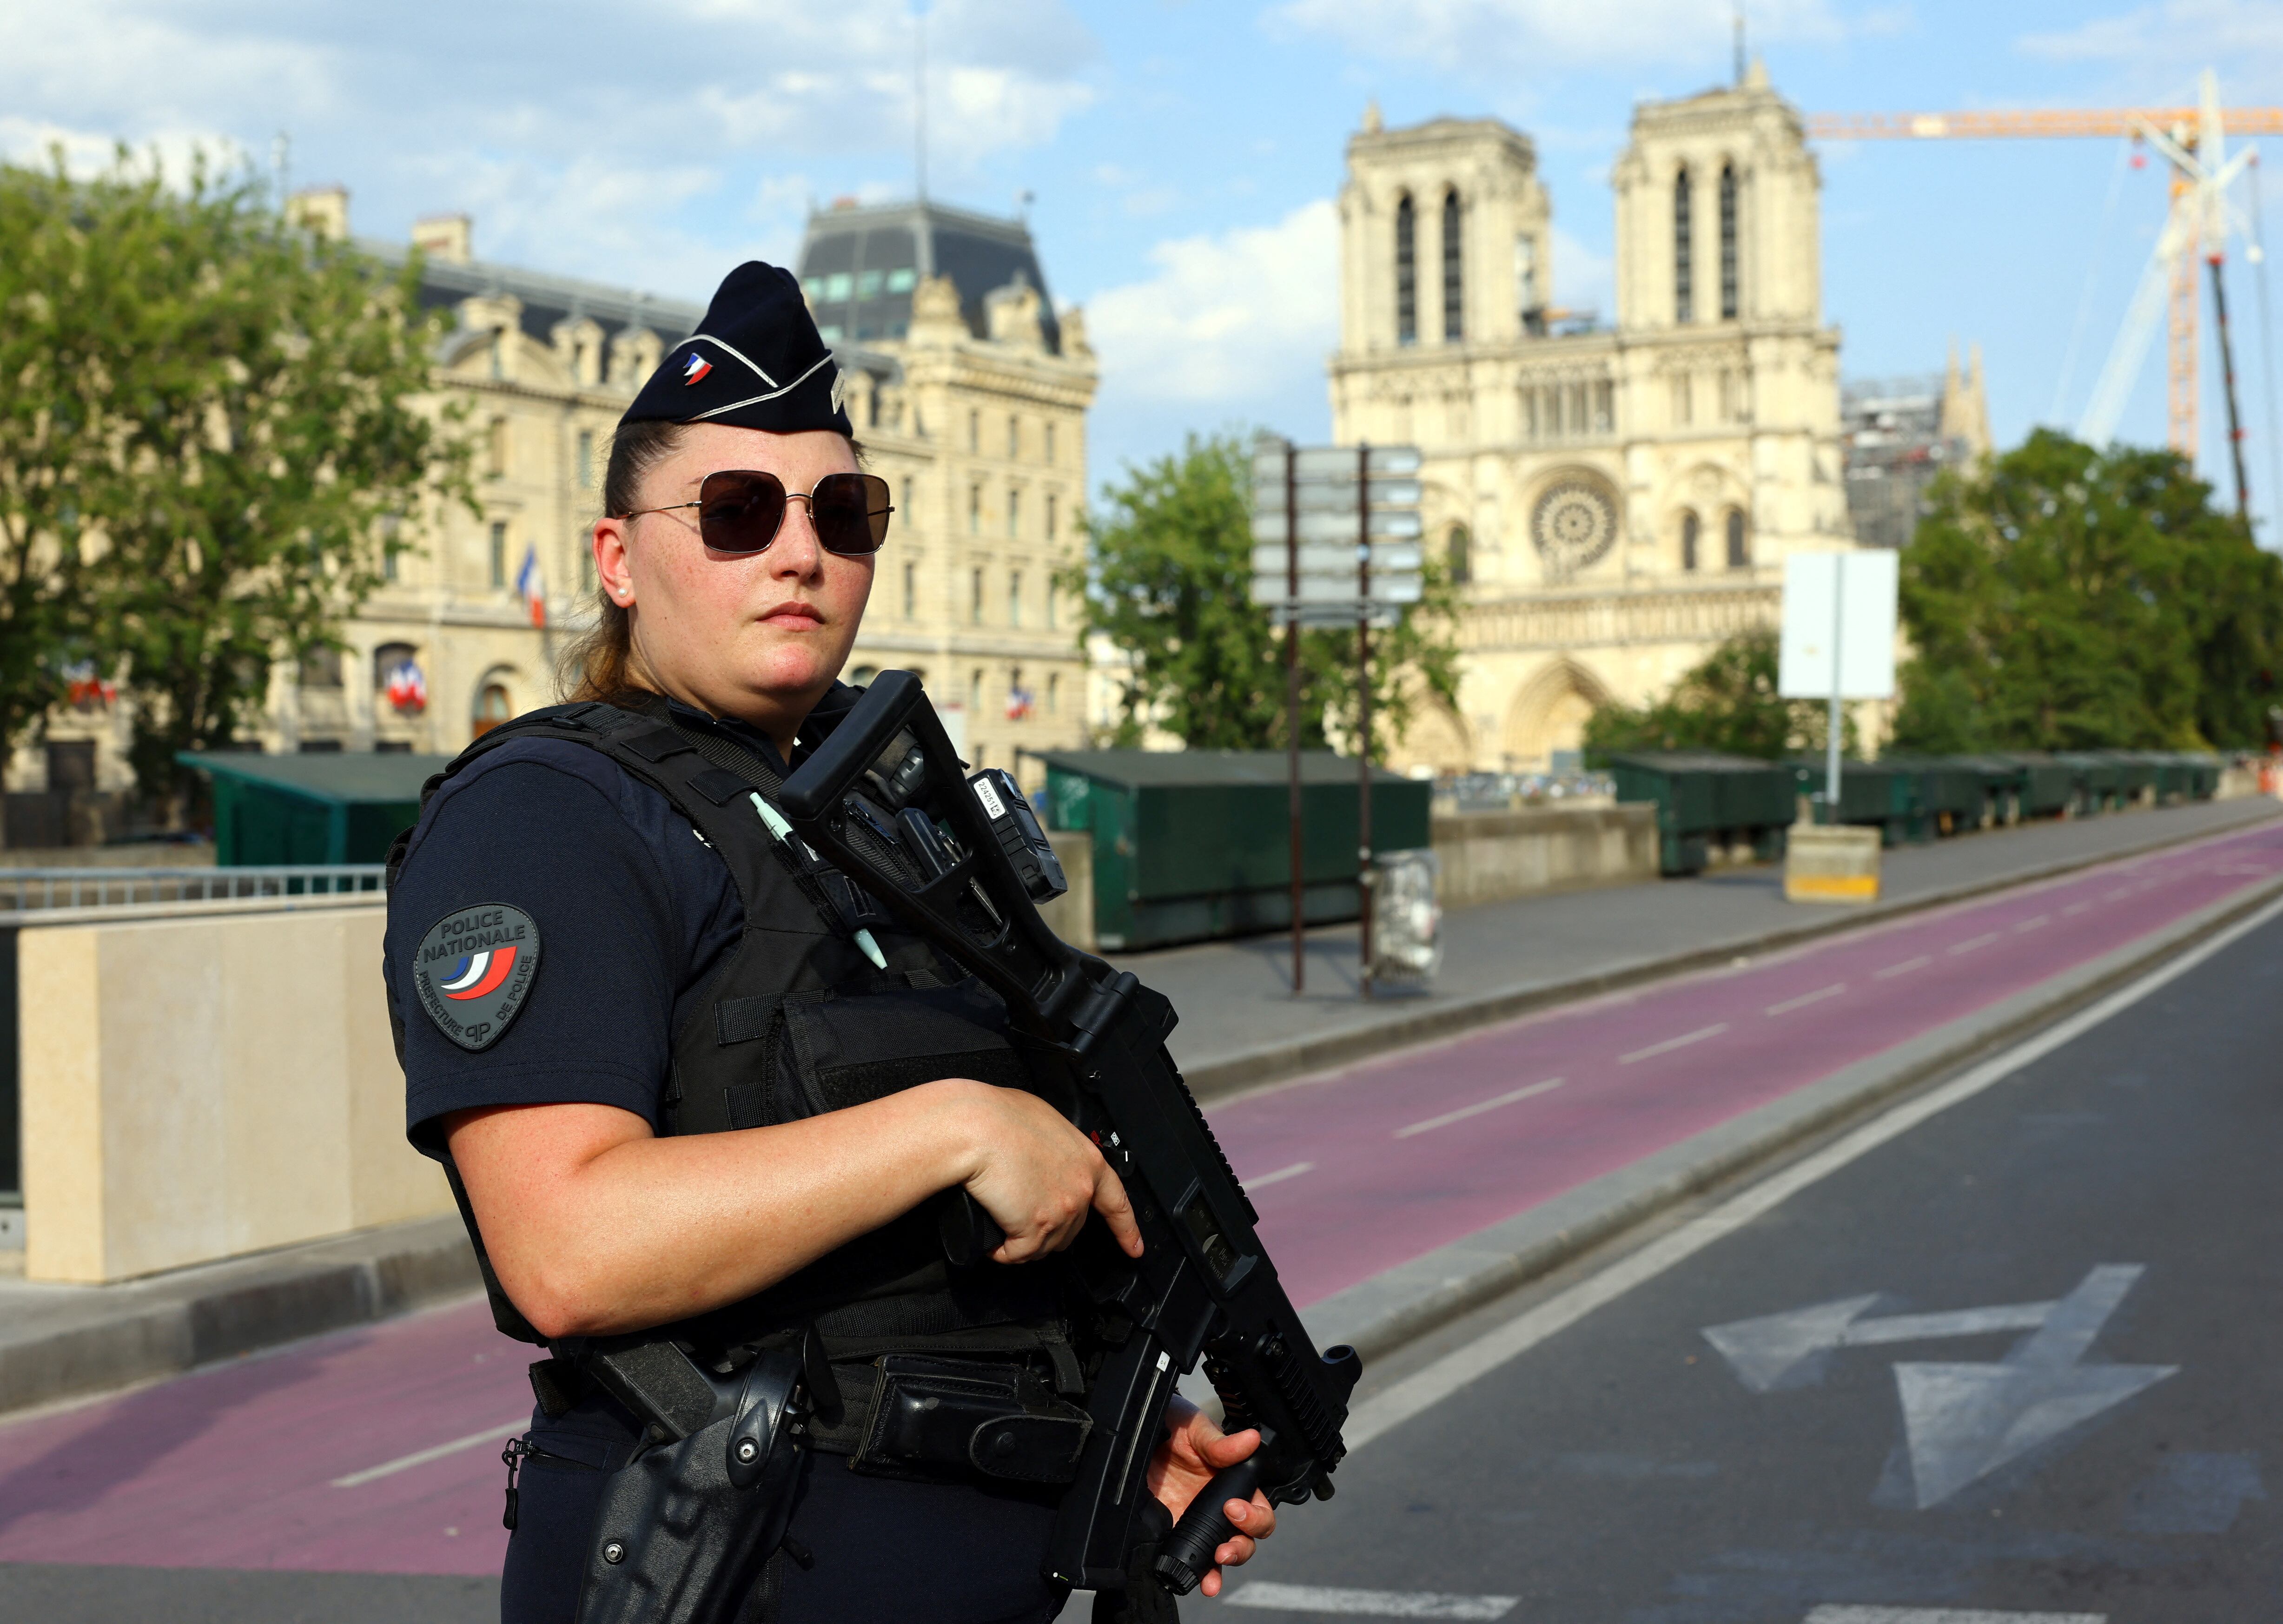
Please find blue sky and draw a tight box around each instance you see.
[10,0,2282,535]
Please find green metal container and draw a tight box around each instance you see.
[1786,758,1921,844]
[177,750,450,866]
[1991,753,2078,819]
[1038,750,1431,952]
[1604,752,1793,876]
[1882,755,1983,837]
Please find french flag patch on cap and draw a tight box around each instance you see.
[682,351,713,386]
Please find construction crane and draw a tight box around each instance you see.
[1809,78,2281,518]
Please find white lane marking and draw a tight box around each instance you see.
[1766,984,1845,1017]
[2103,887,2134,901]
[1395,1079,1566,1139]
[1338,891,2283,1452]
[1224,1582,1518,1619]
[331,1419,530,1488]
[2062,901,2093,915]
[1618,1024,1728,1064]
[1245,1162,1316,1189]
[1804,1610,2104,1624]
[1873,955,1931,979]
[2013,915,2050,932]
[1948,933,2001,955]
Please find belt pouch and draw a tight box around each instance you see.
[573,1355,805,1624]
[852,1355,1092,1486]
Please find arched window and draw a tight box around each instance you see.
[1681,511,1701,572]
[473,681,512,739]
[1442,188,1464,342]
[1447,524,1472,585]
[1719,165,1739,321]
[1673,167,1694,324]
[1725,508,1749,568]
[1395,194,1417,345]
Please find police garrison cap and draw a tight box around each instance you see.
[620,260,852,437]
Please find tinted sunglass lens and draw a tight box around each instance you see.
[697,471,786,553]
[813,474,892,555]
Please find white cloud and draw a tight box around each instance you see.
[0,0,1099,297]
[1269,0,1852,77]
[1085,199,1341,409]
[2018,0,2283,95]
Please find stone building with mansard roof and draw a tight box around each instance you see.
[1331,62,1861,774]
[4,192,1094,833]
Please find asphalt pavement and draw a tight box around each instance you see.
[1203,895,2283,1623]
[6,804,2279,1623]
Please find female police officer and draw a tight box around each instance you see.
[385,262,1274,1624]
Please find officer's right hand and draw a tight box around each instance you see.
[942,1082,1143,1264]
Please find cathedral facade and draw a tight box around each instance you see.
[1330,64,1858,773]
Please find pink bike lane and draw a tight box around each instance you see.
[1,816,2277,1577]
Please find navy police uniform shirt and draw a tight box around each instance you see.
[389,724,747,1152]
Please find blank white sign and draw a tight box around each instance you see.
[1779,550,1898,700]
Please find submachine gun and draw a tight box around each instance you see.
[779,671,1363,1599]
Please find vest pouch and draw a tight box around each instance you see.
[776,976,1034,1121]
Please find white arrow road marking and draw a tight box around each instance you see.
[1706,1266,2177,1509]
[1619,1024,1727,1063]
[1804,1610,2104,1624]
[1703,1299,2059,1393]
[332,1418,531,1487]
[1245,1162,1315,1189]
[1395,1078,1564,1138]
[1224,1583,1518,1619]
[1896,1264,2175,1509]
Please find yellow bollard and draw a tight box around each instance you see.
[1784,823,1881,904]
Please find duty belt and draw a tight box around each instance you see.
[530,1333,1094,1491]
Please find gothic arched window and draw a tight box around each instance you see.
[1726,508,1750,568]
[1447,524,1472,584]
[1719,165,1739,321]
[1442,188,1464,342]
[1681,511,1701,572]
[1395,194,1417,345]
[1674,167,1694,324]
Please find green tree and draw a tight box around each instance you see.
[0,148,468,819]
[1064,432,1462,754]
[1890,429,2282,752]
[1583,625,1848,760]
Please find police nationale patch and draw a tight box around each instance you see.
[413,904,542,1051]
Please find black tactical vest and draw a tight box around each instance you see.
[385,696,1085,1368]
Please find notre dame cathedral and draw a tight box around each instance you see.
[1331,62,1861,773]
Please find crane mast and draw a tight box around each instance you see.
[1810,78,2276,518]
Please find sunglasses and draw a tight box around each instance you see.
[617,469,893,557]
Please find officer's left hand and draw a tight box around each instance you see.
[1145,1396,1277,1598]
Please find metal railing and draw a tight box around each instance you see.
[0,865,387,914]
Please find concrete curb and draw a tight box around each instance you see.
[1182,802,2283,1102]
[1288,866,2283,1371]
[0,1215,479,1417]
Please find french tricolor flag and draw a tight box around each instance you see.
[682,351,713,386]
[515,544,546,628]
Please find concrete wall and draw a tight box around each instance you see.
[1431,802,1659,908]
[18,901,448,1284]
